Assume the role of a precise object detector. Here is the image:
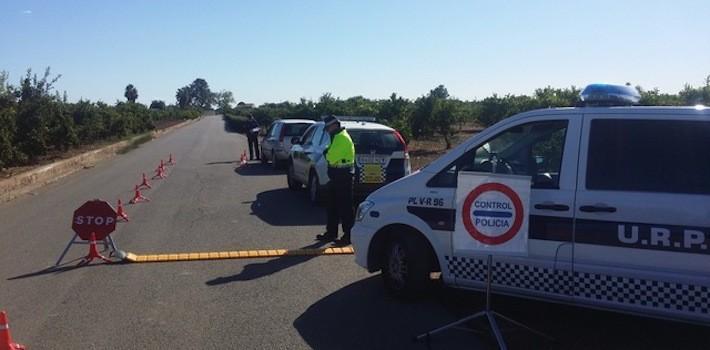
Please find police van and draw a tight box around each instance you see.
[351,84,710,324]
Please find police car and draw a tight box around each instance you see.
[287,117,411,204]
[351,84,710,324]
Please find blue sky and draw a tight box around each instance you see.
[1,0,708,105]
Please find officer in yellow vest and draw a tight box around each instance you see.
[316,115,355,245]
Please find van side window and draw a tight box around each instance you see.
[587,119,710,194]
[428,120,568,188]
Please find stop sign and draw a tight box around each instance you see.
[72,200,117,240]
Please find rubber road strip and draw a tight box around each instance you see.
[124,246,354,263]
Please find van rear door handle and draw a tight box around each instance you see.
[534,203,570,211]
[579,205,617,213]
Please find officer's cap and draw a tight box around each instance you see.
[324,115,340,128]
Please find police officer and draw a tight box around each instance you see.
[316,115,355,245]
[246,115,260,160]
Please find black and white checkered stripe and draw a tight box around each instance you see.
[445,256,710,316]
[357,164,386,183]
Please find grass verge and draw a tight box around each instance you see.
[117,133,154,155]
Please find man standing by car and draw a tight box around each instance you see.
[316,115,355,245]
[246,115,260,160]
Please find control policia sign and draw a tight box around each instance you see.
[454,172,531,255]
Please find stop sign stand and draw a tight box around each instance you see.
[55,200,121,266]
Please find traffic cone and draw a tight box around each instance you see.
[167,153,175,166]
[138,173,152,189]
[153,162,166,179]
[129,185,150,204]
[0,311,27,350]
[78,232,112,265]
[116,199,129,222]
[240,151,247,167]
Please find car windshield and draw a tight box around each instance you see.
[348,129,404,154]
[282,123,311,137]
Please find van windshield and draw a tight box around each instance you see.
[348,130,404,154]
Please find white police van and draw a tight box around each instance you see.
[351,84,710,324]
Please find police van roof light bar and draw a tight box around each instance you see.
[580,84,641,106]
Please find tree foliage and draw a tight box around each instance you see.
[149,100,166,109]
[124,84,138,103]
[226,78,710,147]
[215,90,234,112]
[0,68,200,169]
[175,78,215,109]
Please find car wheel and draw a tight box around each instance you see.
[287,162,301,190]
[260,148,267,164]
[382,234,434,298]
[271,152,279,170]
[308,171,322,206]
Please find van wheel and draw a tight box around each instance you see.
[382,234,434,298]
[287,162,301,191]
[308,172,322,206]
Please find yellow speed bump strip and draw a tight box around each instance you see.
[123,246,354,263]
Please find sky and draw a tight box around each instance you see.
[1,0,709,105]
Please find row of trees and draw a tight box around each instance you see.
[0,69,201,169]
[227,77,710,148]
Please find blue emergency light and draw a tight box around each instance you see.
[580,84,641,106]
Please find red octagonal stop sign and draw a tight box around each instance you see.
[72,200,117,240]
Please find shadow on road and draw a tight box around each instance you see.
[205,160,239,165]
[294,277,710,350]
[234,164,286,176]
[250,188,325,226]
[7,259,114,280]
[294,277,486,350]
[205,242,330,285]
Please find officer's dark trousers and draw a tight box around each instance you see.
[326,167,354,237]
[247,133,259,160]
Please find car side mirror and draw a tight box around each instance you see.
[291,136,300,145]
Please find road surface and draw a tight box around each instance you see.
[0,115,706,349]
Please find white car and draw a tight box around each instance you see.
[351,84,710,324]
[260,119,315,169]
[287,118,411,204]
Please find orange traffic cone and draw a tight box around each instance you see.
[78,232,112,265]
[116,199,129,221]
[167,153,175,166]
[138,173,152,189]
[153,162,166,179]
[240,151,247,167]
[129,185,150,204]
[0,311,26,350]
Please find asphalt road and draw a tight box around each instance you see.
[0,115,706,350]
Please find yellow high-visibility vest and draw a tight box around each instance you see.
[326,129,355,167]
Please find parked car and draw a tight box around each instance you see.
[287,118,411,205]
[351,84,710,324]
[260,119,315,169]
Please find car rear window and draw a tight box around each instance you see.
[282,123,311,137]
[348,129,404,153]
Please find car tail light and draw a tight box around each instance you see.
[393,130,408,153]
[393,130,411,175]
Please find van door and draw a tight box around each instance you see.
[431,115,581,302]
[574,114,710,323]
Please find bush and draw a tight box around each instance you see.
[0,68,203,168]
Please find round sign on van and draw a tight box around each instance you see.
[455,172,531,255]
